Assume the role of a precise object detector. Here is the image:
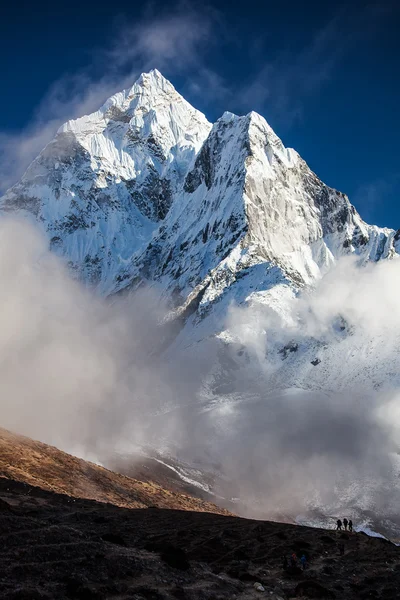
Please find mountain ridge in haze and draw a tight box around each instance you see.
[0,427,230,514]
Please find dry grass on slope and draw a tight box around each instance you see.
[0,427,230,515]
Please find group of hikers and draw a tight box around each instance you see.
[282,552,307,571]
[282,518,355,572]
[336,518,353,532]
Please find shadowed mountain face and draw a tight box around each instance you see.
[0,428,229,514]
[1,476,400,600]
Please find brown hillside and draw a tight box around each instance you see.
[0,427,230,514]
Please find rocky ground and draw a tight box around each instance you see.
[1,476,399,600]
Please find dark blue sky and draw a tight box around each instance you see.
[1,0,399,228]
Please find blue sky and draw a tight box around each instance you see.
[1,0,399,228]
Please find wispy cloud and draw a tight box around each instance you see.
[235,16,343,124]
[0,73,135,192]
[0,3,219,193]
[184,67,232,107]
[108,4,219,72]
[1,0,397,193]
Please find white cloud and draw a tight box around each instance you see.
[109,5,217,71]
[202,255,400,520]
[0,216,205,461]
[0,2,219,193]
[0,217,400,529]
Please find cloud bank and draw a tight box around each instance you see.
[0,217,172,457]
[0,3,220,193]
[184,256,400,524]
[0,215,399,534]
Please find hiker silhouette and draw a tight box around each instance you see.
[343,518,348,531]
[300,554,307,570]
[336,519,342,531]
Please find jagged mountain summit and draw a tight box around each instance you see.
[1,70,211,292]
[1,69,398,303]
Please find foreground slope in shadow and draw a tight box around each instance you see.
[0,477,399,600]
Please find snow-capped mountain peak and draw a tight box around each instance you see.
[134,67,176,92]
[60,68,210,158]
[0,70,398,301]
[111,100,398,314]
[0,71,212,291]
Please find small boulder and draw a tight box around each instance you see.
[254,582,265,592]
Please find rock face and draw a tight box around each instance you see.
[1,69,397,303]
[114,108,398,328]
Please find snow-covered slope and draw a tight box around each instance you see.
[0,70,211,292]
